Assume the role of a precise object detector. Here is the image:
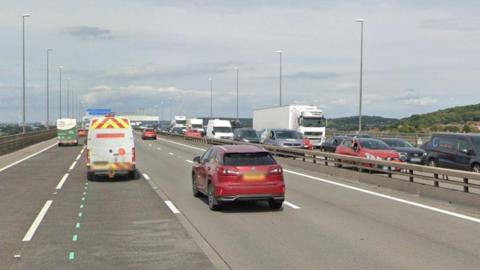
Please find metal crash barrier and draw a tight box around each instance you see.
[158,131,480,195]
[0,129,57,156]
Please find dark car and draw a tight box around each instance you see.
[381,138,426,164]
[234,128,260,143]
[321,136,350,152]
[171,127,186,135]
[423,133,480,172]
[345,134,372,138]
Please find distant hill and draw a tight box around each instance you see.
[392,104,480,133]
[328,116,398,131]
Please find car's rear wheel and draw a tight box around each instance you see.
[192,174,202,197]
[472,163,480,173]
[269,200,283,210]
[208,183,221,211]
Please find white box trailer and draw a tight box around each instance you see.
[253,105,326,147]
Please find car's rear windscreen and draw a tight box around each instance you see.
[223,152,276,166]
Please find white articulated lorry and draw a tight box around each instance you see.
[253,105,326,147]
[170,116,187,130]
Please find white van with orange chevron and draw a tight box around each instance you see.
[86,115,136,180]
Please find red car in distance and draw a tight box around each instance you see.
[335,137,402,170]
[192,145,285,210]
[78,128,87,137]
[142,128,157,140]
[185,129,202,138]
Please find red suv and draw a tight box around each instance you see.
[142,129,157,140]
[192,145,285,210]
[335,137,402,170]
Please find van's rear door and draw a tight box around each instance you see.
[87,117,134,165]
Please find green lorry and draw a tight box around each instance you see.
[57,118,78,146]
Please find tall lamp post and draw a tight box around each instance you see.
[46,49,52,127]
[59,66,63,118]
[275,50,283,107]
[234,67,239,119]
[22,13,31,133]
[66,78,70,118]
[209,78,213,118]
[356,19,365,133]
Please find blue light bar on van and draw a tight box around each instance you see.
[87,109,112,115]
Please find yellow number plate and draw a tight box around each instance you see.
[242,173,266,181]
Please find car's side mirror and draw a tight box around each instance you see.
[468,149,476,156]
[193,156,201,163]
[212,131,215,135]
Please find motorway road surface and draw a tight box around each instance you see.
[1,134,480,269]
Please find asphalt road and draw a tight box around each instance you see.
[0,138,214,270]
[2,134,480,269]
[136,134,480,270]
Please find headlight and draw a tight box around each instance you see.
[243,139,250,143]
[365,153,376,160]
[423,152,427,156]
[399,152,408,161]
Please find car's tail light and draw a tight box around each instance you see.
[132,147,136,163]
[217,167,240,176]
[268,166,283,175]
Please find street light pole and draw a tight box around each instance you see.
[234,67,239,119]
[209,78,213,118]
[356,19,365,133]
[275,50,283,107]
[66,78,70,118]
[22,14,31,133]
[46,49,52,128]
[59,66,63,118]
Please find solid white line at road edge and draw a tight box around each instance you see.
[0,142,57,173]
[22,200,53,242]
[168,152,174,156]
[165,200,180,214]
[185,160,193,164]
[56,173,69,190]
[284,201,301,209]
[157,138,206,151]
[284,169,480,225]
[158,137,480,224]
[142,173,151,180]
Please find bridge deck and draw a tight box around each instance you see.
[1,135,480,269]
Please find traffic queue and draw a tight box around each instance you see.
[54,112,480,211]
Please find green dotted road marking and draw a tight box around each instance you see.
[84,186,88,190]
[72,234,78,242]
[68,252,75,260]
[76,223,81,229]
[80,204,84,209]
[78,212,83,217]
[81,197,85,201]
[83,191,86,195]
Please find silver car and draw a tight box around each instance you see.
[260,128,305,148]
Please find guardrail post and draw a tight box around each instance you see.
[313,155,316,164]
[409,169,414,182]
[433,173,439,187]
[302,153,306,162]
[324,156,328,166]
[463,178,469,193]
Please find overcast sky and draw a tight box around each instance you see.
[2,0,480,123]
